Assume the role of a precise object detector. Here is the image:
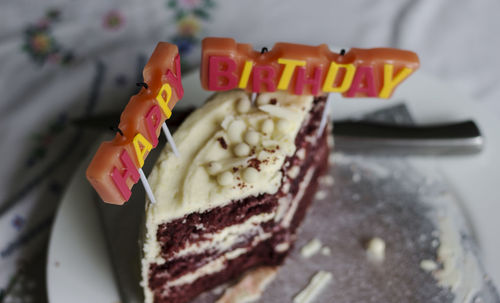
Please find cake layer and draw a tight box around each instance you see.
[143,91,329,303]
[154,95,327,258]
[149,127,329,303]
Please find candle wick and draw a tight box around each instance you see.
[260,47,268,54]
[340,49,346,56]
[136,82,149,89]
[109,126,124,136]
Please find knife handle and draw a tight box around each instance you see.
[332,120,484,155]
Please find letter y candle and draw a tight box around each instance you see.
[201,37,419,97]
[201,37,419,138]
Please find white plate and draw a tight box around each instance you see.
[47,71,500,303]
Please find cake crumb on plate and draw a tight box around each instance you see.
[300,238,323,258]
[366,237,386,262]
[293,271,332,303]
[420,259,438,272]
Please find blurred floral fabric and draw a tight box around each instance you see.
[1,0,500,302]
[0,1,215,301]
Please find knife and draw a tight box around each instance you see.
[332,120,483,155]
[72,107,484,155]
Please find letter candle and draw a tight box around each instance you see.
[86,42,183,205]
[201,37,419,97]
[201,37,419,140]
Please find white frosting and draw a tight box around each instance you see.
[432,210,484,302]
[281,168,315,227]
[168,248,248,288]
[275,242,290,253]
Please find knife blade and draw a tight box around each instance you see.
[332,120,483,155]
[72,107,484,155]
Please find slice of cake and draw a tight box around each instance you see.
[141,89,330,303]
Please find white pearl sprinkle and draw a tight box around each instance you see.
[261,119,274,135]
[207,162,222,175]
[234,143,250,157]
[243,167,259,183]
[236,97,251,113]
[228,120,247,143]
[276,119,290,133]
[217,171,233,186]
[244,131,260,146]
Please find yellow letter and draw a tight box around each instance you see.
[322,62,355,93]
[133,133,153,168]
[156,83,172,119]
[379,64,413,98]
[277,58,306,90]
[238,60,253,89]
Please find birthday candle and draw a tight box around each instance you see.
[201,37,419,98]
[86,42,183,205]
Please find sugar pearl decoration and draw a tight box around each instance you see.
[243,167,259,183]
[261,119,274,135]
[244,131,260,146]
[234,143,250,157]
[228,120,246,142]
[276,119,290,133]
[217,171,233,186]
[256,95,271,106]
[236,97,251,113]
[207,161,222,175]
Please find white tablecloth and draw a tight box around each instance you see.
[1,0,499,301]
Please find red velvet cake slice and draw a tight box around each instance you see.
[141,90,329,303]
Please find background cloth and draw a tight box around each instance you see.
[1,0,499,301]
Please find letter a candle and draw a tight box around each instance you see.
[86,42,183,205]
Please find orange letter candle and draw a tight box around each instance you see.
[86,42,183,205]
[201,37,419,98]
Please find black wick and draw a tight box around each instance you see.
[136,82,149,89]
[340,49,346,56]
[260,47,268,54]
[109,126,124,136]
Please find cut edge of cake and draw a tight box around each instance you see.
[141,90,330,303]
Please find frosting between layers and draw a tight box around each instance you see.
[173,212,275,259]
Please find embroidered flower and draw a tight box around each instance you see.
[30,33,52,53]
[178,0,203,9]
[26,113,68,167]
[11,215,25,231]
[22,9,74,66]
[103,10,125,30]
[177,15,200,36]
[165,0,215,62]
